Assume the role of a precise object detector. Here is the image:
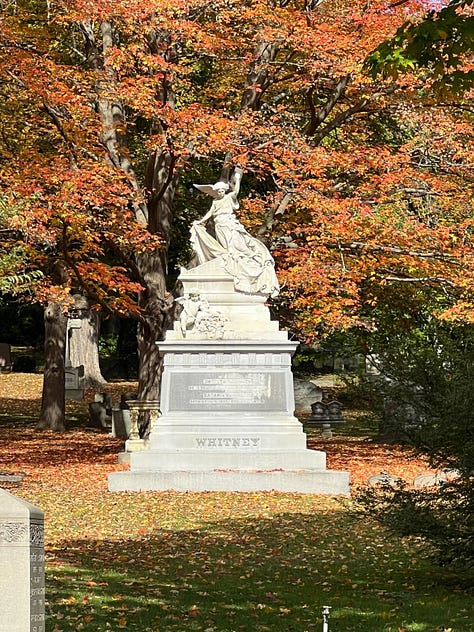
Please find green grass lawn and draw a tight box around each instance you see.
[19,486,472,632]
[1,373,472,632]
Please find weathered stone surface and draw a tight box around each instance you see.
[109,337,349,494]
[413,473,447,488]
[293,378,323,411]
[111,409,131,438]
[109,469,350,494]
[0,488,45,632]
[367,472,405,488]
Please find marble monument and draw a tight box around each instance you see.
[0,488,45,632]
[108,169,349,494]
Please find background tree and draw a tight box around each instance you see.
[353,312,474,568]
[1,0,472,432]
[347,0,474,569]
[365,0,474,94]
[68,294,105,389]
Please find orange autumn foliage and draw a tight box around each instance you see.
[0,0,472,339]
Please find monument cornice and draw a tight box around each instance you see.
[156,340,299,353]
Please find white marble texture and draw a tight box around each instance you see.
[0,488,45,632]
[108,260,350,495]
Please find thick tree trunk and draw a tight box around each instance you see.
[240,40,281,111]
[68,294,106,389]
[136,148,177,410]
[37,301,67,432]
[137,252,175,402]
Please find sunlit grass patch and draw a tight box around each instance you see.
[36,495,473,631]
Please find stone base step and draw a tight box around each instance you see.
[108,468,350,494]
[129,448,327,471]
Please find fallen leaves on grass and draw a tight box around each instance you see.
[2,373,469,632]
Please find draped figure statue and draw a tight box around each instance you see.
[190,170,280,298]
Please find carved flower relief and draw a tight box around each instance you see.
[0,521,43,545]
[0,522,28,544]
[195,311,227,339]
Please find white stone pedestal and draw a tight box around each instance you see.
[0,488,45,632]
[108,259,349,494]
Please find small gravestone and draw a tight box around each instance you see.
[0,471,26,485]
[89,393,113,430]
[306,400,345,438]
[111,408,131,438]
[293,378,323,411]
[413,472,447,489]
[65,365,84,400]
[0,488,45,631]
[88,401,108,430]
[367,472,405,488]
[95,392,112,415]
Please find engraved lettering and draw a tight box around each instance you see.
[169,371,286,412]
[194,437,262,449]
[31,614,45,622]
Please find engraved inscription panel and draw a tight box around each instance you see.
[30,521,45,632]
[169,371,286,412]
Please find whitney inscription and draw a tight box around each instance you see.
[195,437,261,448]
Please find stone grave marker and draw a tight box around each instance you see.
[109,168,350,495]
[0,487,45,632]
[0,342,12,371]
[367,472,405,488]
[111,408,131,438]
[293,378,323,411]
[65,365,84,400]
[413,472,447,488]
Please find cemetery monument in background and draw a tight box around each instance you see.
[108,169,350,494]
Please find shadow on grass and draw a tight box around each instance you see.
[46,513,473,632]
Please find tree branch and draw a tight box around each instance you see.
[330,241,461,264]
[256,190,294,236]
[310,97,372,145]
[305,74,351,136]
[384,275,455,286]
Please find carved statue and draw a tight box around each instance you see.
[190,170,279,297]
[175,291,208,337]
[176,290,226,338]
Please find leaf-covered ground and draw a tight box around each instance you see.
[0,373,472,632]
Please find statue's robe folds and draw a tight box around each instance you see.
[190,200,279,298]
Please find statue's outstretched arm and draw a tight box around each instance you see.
[230,167,243,201]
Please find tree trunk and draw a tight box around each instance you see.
[137,252,175,401]
[68,294,106,389]
[136,147,177,409]
[37,300,67,432]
